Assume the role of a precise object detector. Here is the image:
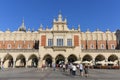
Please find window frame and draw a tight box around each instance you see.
[81,44,84,49]
[101,44,105,49]
[90,44,94,49]
[17,44,22,49]
[67,39,72,46]
[48,39,53,47]
[7,44,11,49]
[57,38,63,46]
[111,44,115,49]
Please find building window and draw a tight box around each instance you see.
[111,44,115,49]
[48,39,53,46]
[67,39,72,46]
[28,44,31,49]
[101,44,104,49]
[90,44,94,49]
[7,44,11,49]
[81,44,84,49]
[57,38,63,46]
[18,44,21,49]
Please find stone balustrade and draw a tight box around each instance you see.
[82,49,120,53]
[0,49,38,53]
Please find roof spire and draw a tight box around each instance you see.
[21,17,25,28]
[18,18,26,32]
[78,24,81,31]
[58,10,62,22]
[64,18,67,22]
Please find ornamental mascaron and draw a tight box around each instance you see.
[0,13,120,68]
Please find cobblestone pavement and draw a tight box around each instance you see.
[0,68,120,80]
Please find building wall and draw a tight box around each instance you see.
[0,14,120,68]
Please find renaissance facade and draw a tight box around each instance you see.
[0,13,120,68]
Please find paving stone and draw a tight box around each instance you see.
[0,68,119,80]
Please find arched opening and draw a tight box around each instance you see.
[55,54,65,65]
[68,54,77,63]
[108,54,118,61]
[82,54,92,61]
[32,58,38,67]
[16,54,26,68]
[108,54,118,66]
[95,54,105,66]
[43,54,52,67]
[95,54,105,62]
[3,54,13,68]
[28,54,38,68]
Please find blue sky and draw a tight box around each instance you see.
[0,0,120,32]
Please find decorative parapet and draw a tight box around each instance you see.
[44,46,75,51]
[82,49,120,53]
[0,49,38,53]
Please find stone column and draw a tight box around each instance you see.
[65,57,68,64]
[37,58,43,68]
[105,58,108,66]
[52,58,55,64]
[0,61,3,67]
[92,58,95,68]
[105,58,108,62]
[78,55,81,61]
[92,58,95,65]
[25,59,28,68]
[118,58,120,67]
[0,58,3,68]
[13,60,16,68]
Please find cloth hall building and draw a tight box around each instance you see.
[0,13,120,68]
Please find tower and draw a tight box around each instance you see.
[18,19,26,32]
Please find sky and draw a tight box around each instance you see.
[0,0,120,32]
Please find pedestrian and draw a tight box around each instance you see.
[68,63,73,75]
[76,64,79,69]
[52,63,56,71]
[72,64,77,76]
[1,64,4,71]
[79,63,83,76]
[65,64,68,72]
[62,64,66,72]
[84,64,89,77]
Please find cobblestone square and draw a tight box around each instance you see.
[0,68,120,80]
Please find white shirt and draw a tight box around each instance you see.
[63,64,66,68]
[72,65,77,71]
[79,64,83,70]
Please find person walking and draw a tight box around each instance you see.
[79,63,83,76]
[52,63,56,71]
[62,64,66,72]
[72,64,77,76]
[68,63,73,75]
[84,64,89,77]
